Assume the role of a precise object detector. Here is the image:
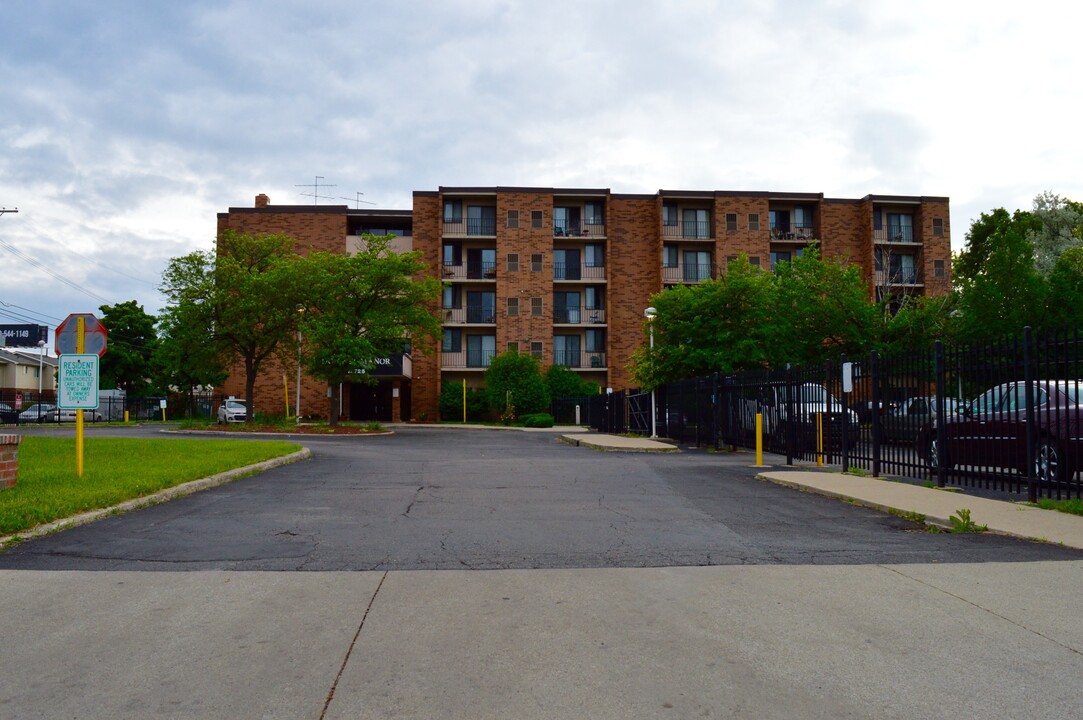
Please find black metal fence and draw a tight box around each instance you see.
[0,390,224,425]
[562,326,1083,500]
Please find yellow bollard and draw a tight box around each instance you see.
[755,412,763,466]
[124,410,129,423]
[815,412,824,467]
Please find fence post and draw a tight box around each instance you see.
[840,353,850,471]
[870,350,881,478]
[712,372,721,451]
[935,340,947,488]
[785,365,795,466]
[1024,326,1038,503]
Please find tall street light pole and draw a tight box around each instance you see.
[296,305,305,424]
[644,306,658,439]
[37,339,45,400]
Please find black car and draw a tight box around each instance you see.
[0,402,19,424]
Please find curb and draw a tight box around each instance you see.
[559,434,680,453]
[0,447,312,548]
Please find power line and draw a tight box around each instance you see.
[0,237,109,303]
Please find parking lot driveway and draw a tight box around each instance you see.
[1,427,1080,570]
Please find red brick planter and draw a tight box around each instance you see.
[0,434,22,488]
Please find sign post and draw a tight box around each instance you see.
[56,314,108,478]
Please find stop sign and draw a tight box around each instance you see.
[55,313,108,357]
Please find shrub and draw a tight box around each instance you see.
[439,382,491,421]
[545,364,600,398]
[485,351,550,416]
[521,413,555,428]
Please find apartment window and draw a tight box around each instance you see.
[507,342,519,353]
[442,328,462,353]
[748,213,760,231]
[726,255,738,268]
[684,250,711,282]
[554,206,582,236]
[887,213,914,242]
[933,218,944,236]
[467,335,496,367]
[531,297,543,316]
[934,259,946,277]
[663,245,678,268]
[554,291,581,323]
[585,202,605,226]
[794,206,813,231]
[531,253,543,272]
[506,210,519,228]
[554,335,581,367]
[770,251,791,271]
[683,208,709,239]
[442,242,462,267]
[531,210,543,228]
[507,297,519,317]
[507,253,519,272]
[530,341,543,359]
[466,290,496,323]
[662,202,678,227]
[585,329,605,352]
[584,244,605,267]
[749,256,760,267]
[443,200,462,223]
[467,205,496,235]
[442,286,461,309]
[726,212,738,232]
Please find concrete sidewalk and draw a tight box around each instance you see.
[760,469,1083,549]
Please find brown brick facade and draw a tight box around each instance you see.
[216,188,951,420]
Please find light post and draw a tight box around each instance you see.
[296,305,305,424]
[644,306,658,438]
[37,339,45,401]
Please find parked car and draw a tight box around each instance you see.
[880,396,964,444]
[0,402,19,424]
[19,403,57,424]
[49,407,104,423]
[739,382,860,448]
[917,381,1083,483]
[217,399,247,423]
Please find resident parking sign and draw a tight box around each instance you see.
[58,354,100,410]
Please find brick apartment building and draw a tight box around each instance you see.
[217,187,951,422]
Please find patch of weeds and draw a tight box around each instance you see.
[844,466,869,477]
[889,508,927,526]
[1035,498,1083,516]
[948,508,988,533]
[365,421,384,432]
[923,481,936,489]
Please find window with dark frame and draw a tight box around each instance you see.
[507,297,519,317]
[933,218,944,236]
[507,253,519,272]
[442,328,462,353]
[530,341,543,359]
[531,297,543,316]
[748,213,760,231]
[934,259,946,277]
[531,253,543,272]
[531,210,544,228]
[726,213,738,232]
[507,342,519,353]
[507,210,519,228]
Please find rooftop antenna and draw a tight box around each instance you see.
[0,208,18,216]
[294,176,337,205]
[339,192,376,208]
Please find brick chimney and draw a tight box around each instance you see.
[255,193,270,208]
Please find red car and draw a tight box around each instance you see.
[919,381,1083,484]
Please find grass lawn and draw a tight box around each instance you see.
[0,436,301,536]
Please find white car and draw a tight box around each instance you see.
[217,399,247,423]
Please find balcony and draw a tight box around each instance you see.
[553,307,607,325]
[554,222,606,238]
[770,224,817,242]
[442,305,496,325]
[553,263,606,281]
[662,220,712,240]
[875,270,923,286]
[874,224,916,243]
[441,350,495,369]
[663,264,714,284]
[442,261,497,281]
[443,218,497,238]
[553,350,607,369]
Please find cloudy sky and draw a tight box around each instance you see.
[2,0,1080,346]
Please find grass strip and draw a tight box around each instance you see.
[0,437,301,535]
[1035,498,1083,516]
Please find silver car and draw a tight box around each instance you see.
[217,399,247,423]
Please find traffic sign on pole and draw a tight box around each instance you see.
[58,354,100,410]
[56,313,108,357]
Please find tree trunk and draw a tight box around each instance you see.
[328,382,339,427]
[244,356,256,422]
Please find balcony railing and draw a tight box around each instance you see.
[553,307,607,324]
[770,224,816,241]
[662,220,712,239]
[662,264,714,283]
[554,222,605,237]
[874,224,915,243]
[442,261,497,280]
[441,349,496,368]
[443,218,497,237]
[553,263,606,281]
[441,306,496,324]
[553,350,607,369]
[875,270,922,286]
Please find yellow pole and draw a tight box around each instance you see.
[462,378,467,423]
[161,405,166,422]
[815,412,823,467]
[76,317,85,478]
[124,410,129,423]
[283,374,290,418]
[755,412,763,466]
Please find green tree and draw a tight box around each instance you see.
[297,235,441,425]
[630,256,777,388]
[771,249,881,365]
[160,230,304,418]
[438,381,490,422]
[1029,191,1083,276]
[1044,246,1083,329]
[544,364,599,398]
[953,209,1047,339]
[484,350,549,418]
[98,300,158,396]
[152,299,228,418]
